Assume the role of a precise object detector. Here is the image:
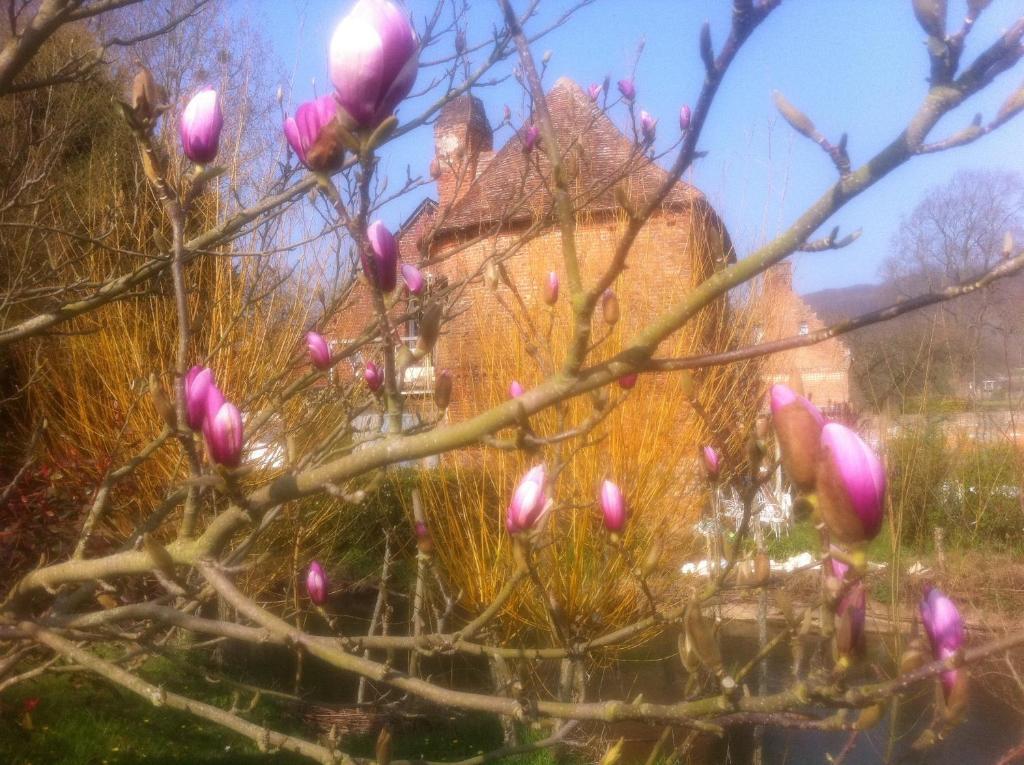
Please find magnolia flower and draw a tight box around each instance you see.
[508,380,525,398]
[702,445,720,479]
[816,423,886,544]
[363,221,398,292]
[284,95,343,172]
[679,104,692,131]
[521,124,540,153]
[600,479,627,534]
[920,586,967,701]
[364,361,384,392]
[306,561,328,605]
[588,83,602,101]
[769,383,825,492]
[401,263,424,294]
[329,0,420,129]
[185,366,214,431]
[306,331,331,370]
[506,465,549,533]
[543,271,559,305]
[618,373,638,390]
[179,87,223,165]
[639,110,657,142]
[205,400,243,468]
[617,78,635,101]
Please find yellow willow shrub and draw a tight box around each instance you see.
[23,240,334,544]
[413,208,764,642]
[16,140,334,550]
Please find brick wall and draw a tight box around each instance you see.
[757,262,851,411]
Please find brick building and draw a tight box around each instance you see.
[756,262,852,414]
[330,78,849,425]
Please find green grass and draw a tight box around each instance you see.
[1,675,307,764]
[764,517,896,563]
[0,651,579,765]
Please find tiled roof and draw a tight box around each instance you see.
[435,78,708,237]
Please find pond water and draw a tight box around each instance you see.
[593,626,1024,764]
[229,621,1024,763]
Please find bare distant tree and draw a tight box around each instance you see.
[858,170,1024,406]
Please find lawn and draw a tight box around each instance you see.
[0,651,572,765]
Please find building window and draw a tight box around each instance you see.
[798,321,809,336]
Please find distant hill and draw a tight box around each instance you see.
[800,275,1024,408]
[801,283,894,323]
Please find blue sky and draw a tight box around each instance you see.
[241,0,1024,293]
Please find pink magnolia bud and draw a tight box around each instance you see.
[920,586,966,698]
[503,104,512,122]
[414,520,432,553]
[185,366,214,431]
[618,373,638,390]
[920,586,965,653]
[179,87,223,165]
[284,95,343,172]
[329,0,420,129]
[204,400,243,468]
[617,78,635,101]
[835,580,867,660]
[679,104,692,131]
[306,331,331,370]
[639,110,656,142]
[506,464,549,534]
[363,221,398,292]
[600,479,627,534]
[588,83,602,101]
[508,380,524,398]
[827,545,850,582]
[826,544,865,658]
[816,423,886,544]
[306,561,328,605]
[770,383,825,492]
[401,263,424,294]
[202,383,225,432]
[364,361,384,392]
[702,445,720,479]
[543,271,559,305]
[521,124,540,153]
[601,289,620,325]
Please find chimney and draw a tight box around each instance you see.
[433,94,492,209]
[764,261,793,292]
